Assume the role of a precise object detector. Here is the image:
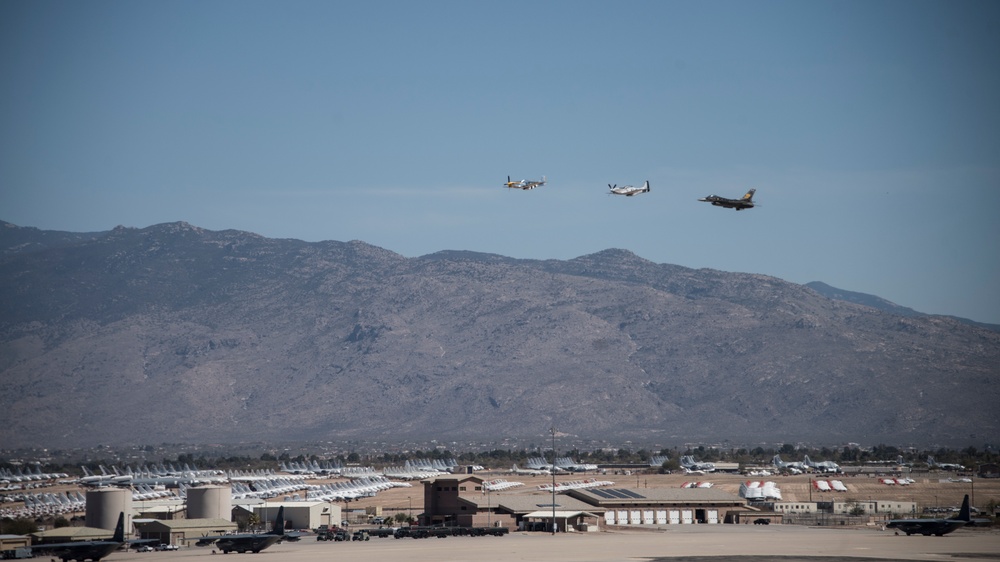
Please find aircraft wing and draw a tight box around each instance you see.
[285,531,310,541]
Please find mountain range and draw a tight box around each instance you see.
[1,220,997,449]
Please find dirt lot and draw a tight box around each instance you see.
[351,469,1000,516]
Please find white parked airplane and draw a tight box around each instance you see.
[510,464,547,476]
[608,181,650,196]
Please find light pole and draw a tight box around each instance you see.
[551,427,556,535]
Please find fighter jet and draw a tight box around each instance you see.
[887,495,972,536]
[699,188,756,210]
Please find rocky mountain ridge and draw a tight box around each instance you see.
[1,220,997,448]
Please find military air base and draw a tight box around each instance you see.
[4,2,1000,562]
[2,454,999,561]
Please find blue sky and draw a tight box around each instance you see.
[2,0,999,323]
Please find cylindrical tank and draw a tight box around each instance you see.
[187,485,232,520]
[85,487,132,531]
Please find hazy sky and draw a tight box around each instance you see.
[2,0,998,323]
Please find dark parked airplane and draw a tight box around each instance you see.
[204,506,287,554]
[30,511,139,561]
[886,494,972,536]
[699,188,756,210]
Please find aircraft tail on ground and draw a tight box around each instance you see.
[954,495,971,522]
[112,512,125,543]
[270,506,286,536]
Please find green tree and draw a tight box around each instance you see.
[1,517,38,535]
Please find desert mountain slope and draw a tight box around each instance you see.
[1,221,997,448]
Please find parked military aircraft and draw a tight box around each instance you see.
[504,176,546,190]
[202,506,287,554]
[680,456,715,473]
[699,188,756,210]
[927,456,965,471]
[29,511,148,561]
[510,464,547,476]
[76,466,125,487]
[608,181,650,196]
[772,455,805,474]
[887,495,972,536]
[554,457,599,473]
[804,455,840,473]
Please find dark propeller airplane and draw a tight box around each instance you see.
[886,494,972,536]
[699,188,756,210]
[201,505,288,554]
[29,511,150,561]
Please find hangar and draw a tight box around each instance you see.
[421,475,750,530]
[136,518,236,547]
[566,487,748,525]
[461,493,604,532]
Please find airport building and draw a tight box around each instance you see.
[421,475,751,531]
[832,499,916,516]
[771,501,819,514]
[136,518,237,547]
[567,487,748,525]
[246,501,339,530]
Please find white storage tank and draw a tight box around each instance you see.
[86,487,132,532]
[187,485,232,520]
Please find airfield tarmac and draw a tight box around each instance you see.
[100,524,1000,562]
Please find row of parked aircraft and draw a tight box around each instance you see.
[503,175,758,209]
[0,466,69,485]
[77,464,227,488]
[771,455,841,474]
[519,456,600,474]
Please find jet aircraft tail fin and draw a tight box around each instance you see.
[270,506,286,536]
[953,495,971,522]
[112,512,126,543]
[643,181,650,192]
[742,188,756,201]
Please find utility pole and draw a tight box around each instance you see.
[551,427,556,535]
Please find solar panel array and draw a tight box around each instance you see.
[589,488,646,500]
